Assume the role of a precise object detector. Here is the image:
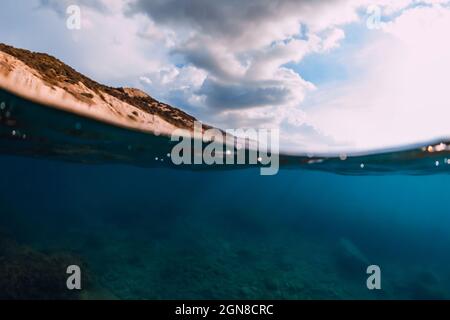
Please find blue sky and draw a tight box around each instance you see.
[1,0,450,153]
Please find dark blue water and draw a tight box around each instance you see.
[1,89,450,300]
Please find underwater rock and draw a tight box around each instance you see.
[415,270,439,286]
[0,232,18,256]
[335,238,370,276]
[263,277,278,291]
[0,233,88,300]
[407,270,446,300]
[409,283,445,300]
[239,286,256,298]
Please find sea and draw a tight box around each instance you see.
[1,88,450,300]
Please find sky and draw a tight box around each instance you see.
[1,0,450,153]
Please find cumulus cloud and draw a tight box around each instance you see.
[127,0,359,48]
[36,0,172,85]
[127,0,363,134]
[16,0,450,152]
[305,1,450,151]
[139,65,207,111]
[320,28,346,51]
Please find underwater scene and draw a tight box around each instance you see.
[1,88,450,300]
[3,0,450,303]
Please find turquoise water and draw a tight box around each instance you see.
[1,89,450,299]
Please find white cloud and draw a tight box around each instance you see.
[320,28,346,52]
[306,2,450,152]
[35,0,173,85]
[127,0,368,116]
[139,65,208,113]
[139,76,152,85]
[13,0,450,153]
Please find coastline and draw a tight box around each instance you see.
[0,49,184,138]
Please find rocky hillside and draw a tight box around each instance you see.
[0,43,203,135]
